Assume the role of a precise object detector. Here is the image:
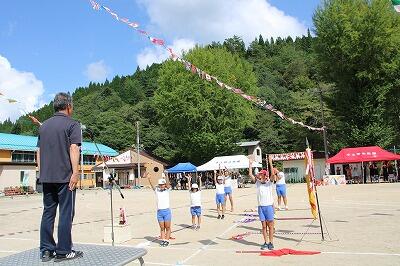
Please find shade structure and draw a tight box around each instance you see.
[197,155,262,171]
[166,162,197,173]
[327,146,400,164]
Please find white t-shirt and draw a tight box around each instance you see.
[276,172,286,185]
[216,183,225,195]
[224,176,232,188]
[256,180,274,206]
[190,191,202,207]
[155,187,171,210]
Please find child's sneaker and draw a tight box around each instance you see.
[267,242,274,250]
[164,241,170,247]
[159,241,165,247]
[260,243,268,250]
[217,215,221,219]
[191,224,196,230]
[221,215,225,219]
[285,206,289,210]
[196,225,200,230]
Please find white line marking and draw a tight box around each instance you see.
[0,237,36,241]
[180,222,239,264]
[322,251,400,257]
[0,250,19,253]
[131,261,194,266]
[135,241,151,248]
[321,204,398,212]
[331,200,400,207]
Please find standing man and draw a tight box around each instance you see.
[37,93,83,262]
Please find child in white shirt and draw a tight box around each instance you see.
[188,175,202,230]
[214,170,226,219]
[249,162,276,250]
[148,172,172,247]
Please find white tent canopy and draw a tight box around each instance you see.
[197,155,262,171]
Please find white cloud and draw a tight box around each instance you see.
[84,60,111,82]
[0,55,44,122]
[137,38,196,69]
[136,0,307,67]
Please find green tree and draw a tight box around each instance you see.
[314,0,400,148]
[223,35,246,57]
[154,46,258,164]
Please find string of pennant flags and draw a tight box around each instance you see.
[1,1,324,132]
[88,0,324,132]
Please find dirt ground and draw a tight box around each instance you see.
[1,183,400,265]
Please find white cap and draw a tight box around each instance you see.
[192,183,199,189]
[158,179,166,185]
[217,176,224,180]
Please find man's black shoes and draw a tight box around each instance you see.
[41,250,55,262]
[54,250,83,262]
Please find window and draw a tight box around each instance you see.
[256,149,261,156]
[12,151,36,163]
[83,155,96,165]
[284,167,301,183]
[83,174,94,180]
[20,171,29,186]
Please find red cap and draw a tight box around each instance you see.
[258,169,269,176]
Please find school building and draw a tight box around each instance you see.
[0,132,118,192]
[92,149,170,188]
[269,151,327,182]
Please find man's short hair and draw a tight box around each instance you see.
[53,92,72,112]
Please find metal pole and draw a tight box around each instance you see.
[136,121,141,188]
[313,182,325,241]
[395,146,399,180]
[110,169,114,246]
[318,87,329,160]
[318,88,330,177]
[80,124,86,189]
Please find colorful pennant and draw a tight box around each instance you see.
[88,0,324,131]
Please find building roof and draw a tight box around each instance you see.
[0,133,118,156]
[237,141,260,147]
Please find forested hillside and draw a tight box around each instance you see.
[1,0,399,165]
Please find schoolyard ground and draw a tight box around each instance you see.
[0,183,399,266]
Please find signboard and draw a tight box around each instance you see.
[270,152,305,161]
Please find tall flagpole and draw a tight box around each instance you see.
[306,140,325,241]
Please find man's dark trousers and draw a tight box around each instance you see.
[40,183,76,255]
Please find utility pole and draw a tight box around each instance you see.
[80,124,86,189]
[136,121,141,188]
[318,87,329,161]
[318,87,330,176]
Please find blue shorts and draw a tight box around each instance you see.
[216,194,225,205]
[157,208,171,222]
[224,186,232,195]
[190,206,202,216]
[276,184,287,197]
[258,205,274,222]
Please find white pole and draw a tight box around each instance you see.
[136,121,141,188]
[80,124,86,189]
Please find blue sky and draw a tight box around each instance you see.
[0,0,321,122]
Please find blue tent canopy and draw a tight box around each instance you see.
[166,162,197,173]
